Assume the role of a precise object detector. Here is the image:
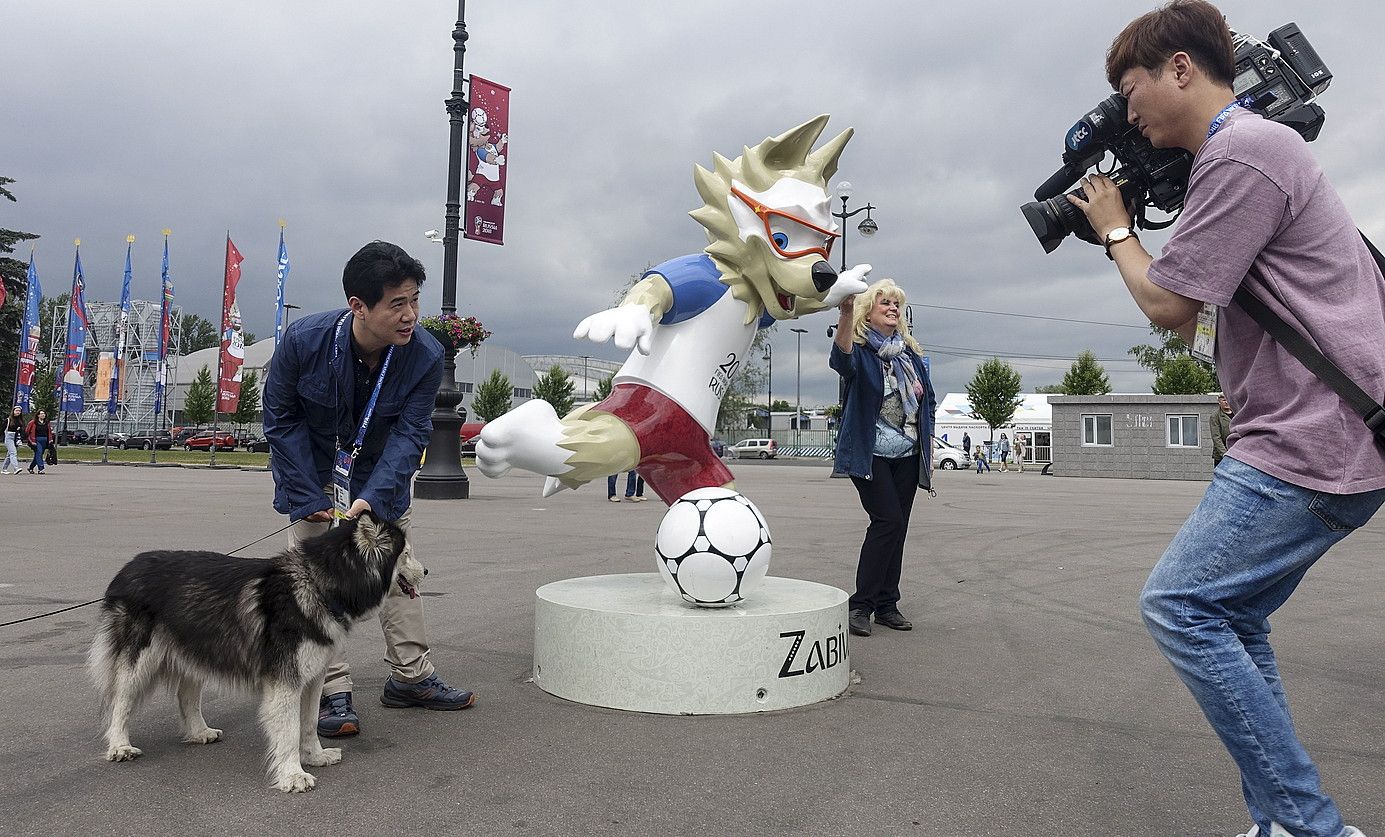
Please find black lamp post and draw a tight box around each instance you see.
[831,181,878,272]
[415,0,471,500]
[791,327,807,452]
[763,343,771,434]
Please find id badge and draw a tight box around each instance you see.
[332,448,354,517]
[1191,302,1218,364]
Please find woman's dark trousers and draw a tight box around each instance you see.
[848,453,919,615]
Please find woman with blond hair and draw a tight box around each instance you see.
[831,278,936,638]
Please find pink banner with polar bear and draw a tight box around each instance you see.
[464,75,510,246]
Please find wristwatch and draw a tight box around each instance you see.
[1103,226,1138,259]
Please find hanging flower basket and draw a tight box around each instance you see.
[420,313,492,357]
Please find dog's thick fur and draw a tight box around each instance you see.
[89,512,423,792]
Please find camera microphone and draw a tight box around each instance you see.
[1034,164,1083,201]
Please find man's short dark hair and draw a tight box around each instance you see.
[342,241,426,308]
[1106,0,1236,90]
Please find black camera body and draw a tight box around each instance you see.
[1021,22,1332,253]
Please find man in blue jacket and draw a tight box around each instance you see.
[264,241,475,738]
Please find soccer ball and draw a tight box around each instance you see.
[654,487,772,607]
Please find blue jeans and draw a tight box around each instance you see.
[1141,457,1384,837]
[607,471,643,498]
[29,439,47,472]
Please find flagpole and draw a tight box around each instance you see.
[415,0,471,500]
[152,228,171,464]
[213,232,230,468]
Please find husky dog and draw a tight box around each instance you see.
[89,512,424,793]
[477,115,871,504]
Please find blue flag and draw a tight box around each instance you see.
[61,248,90,413]
[108,242,133,415]
[14,256,42,410]
[274,228,290,347]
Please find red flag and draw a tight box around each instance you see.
[463,75,511,245]
[217,237,246,413]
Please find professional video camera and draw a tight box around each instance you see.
[1021,23,1332,253]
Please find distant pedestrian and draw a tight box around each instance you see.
[25,409,53,474]
[607,471,645,502]
[3,406,24,475]
[974,446,990,474]
[961,432,971,459]
[998,433,1011,472]
[1013,435,1026,473]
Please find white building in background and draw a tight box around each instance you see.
[933,393,1054,463]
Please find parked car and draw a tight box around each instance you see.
[93,432,129,447]
[242,436,271,453]
[932,437,970,470]
[710,438,727,457]
[121,430,174,450]
[173,426,211,445]
[728,438,777,459]
[56,429,90,445]
[184,430,237,451]
[459,421,486,453]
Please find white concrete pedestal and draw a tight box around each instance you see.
[533,573,850,715]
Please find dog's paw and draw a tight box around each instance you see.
[272,770,317,793]
[105,744,143,762]
[182,727,223,745]
[301,747,341,767]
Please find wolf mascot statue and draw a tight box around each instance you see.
[477,116,869,504]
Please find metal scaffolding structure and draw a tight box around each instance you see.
[48,300,183,432]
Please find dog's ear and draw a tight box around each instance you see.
[351,511,385,556]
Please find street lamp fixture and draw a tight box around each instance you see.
[790,327,807,453]
[832,180,880,272]
[414,0,471,500]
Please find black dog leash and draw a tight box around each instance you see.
[0,521,299,629]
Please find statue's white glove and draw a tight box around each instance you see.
[573,305,656,355]
[821,263,872,307]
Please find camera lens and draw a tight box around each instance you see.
[1020,192,1094,253]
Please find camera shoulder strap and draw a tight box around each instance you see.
[1231,230,1385,440]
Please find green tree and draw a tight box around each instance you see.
[1060,350,1113,395]
[1,176,41,394]
[594,374,614,401]
[1129,323,1215,379]
[179,313,219,354]
[965,357,1023,440]
[183,365,215,424]
[1153,353,1217,395]
[471,370,513,421]
[230,368,261,428]
[533,364,576,416]
[769,399,794,412]
[1033,383,1066,394]
[31,367,57,416]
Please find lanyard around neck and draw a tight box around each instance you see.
[333,312,395,453]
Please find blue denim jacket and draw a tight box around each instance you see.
[263,308,444,522]
[830,341,936,490]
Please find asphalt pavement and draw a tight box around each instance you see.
[0,460,1381,836]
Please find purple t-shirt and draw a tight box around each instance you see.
[1148,108,1385,494]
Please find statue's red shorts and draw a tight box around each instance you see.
[593,383,734,505]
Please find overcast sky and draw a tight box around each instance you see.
[7,1,1383,405]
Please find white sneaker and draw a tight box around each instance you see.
[1235,824,1365,837]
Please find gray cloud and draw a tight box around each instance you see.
[6,0,1381,404]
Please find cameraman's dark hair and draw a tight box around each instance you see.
[342,241,426,308]
[1106,0,1235,90]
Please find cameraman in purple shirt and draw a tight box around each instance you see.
[1069,3,1385,836]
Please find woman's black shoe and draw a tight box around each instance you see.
[874,610,913,631]
[848,609,872,637]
